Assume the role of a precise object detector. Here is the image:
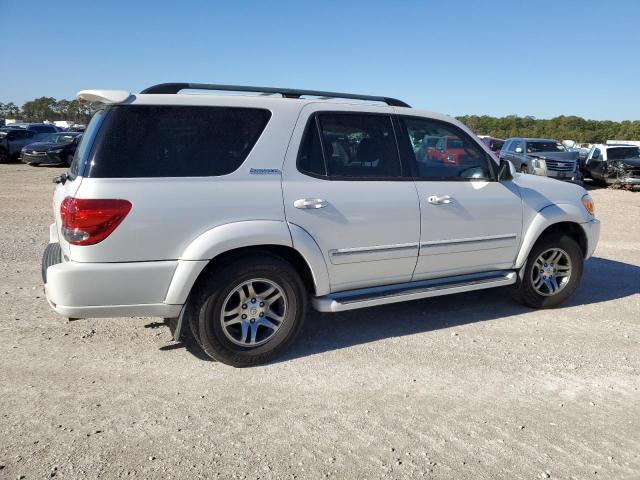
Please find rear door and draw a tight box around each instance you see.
[282,104,421,292]
[397,116,523,280]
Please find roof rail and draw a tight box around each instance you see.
[140,83,411,108]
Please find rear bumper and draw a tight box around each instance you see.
[42,243,181,318]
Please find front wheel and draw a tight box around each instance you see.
[511,234,583,308]
[190,253,307,367]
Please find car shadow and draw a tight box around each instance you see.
[165,256,639,364]
[275,256,639,363]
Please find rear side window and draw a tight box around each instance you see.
[297,119,326,176]
[297,113,402,179]
[84,105,271,178]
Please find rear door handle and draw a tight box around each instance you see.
[427,195,453,205]
[294,198,328,209]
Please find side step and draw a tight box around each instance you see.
[313,270,517,313]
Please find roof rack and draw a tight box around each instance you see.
[140,83,411,108]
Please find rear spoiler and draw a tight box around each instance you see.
[76,90,131,104]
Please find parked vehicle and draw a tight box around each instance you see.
[500,137,581,183]
[1,123,65,162]
[426,135,467,165]
[479,136,505,157]
[0,128,39,162]
[11,123,60,134]
[21,132,82,166]
[583,144,640,186]
[42,83,600,367]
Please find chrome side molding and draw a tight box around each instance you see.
[420,233,517,248]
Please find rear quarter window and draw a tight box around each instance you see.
[84,105,271,178]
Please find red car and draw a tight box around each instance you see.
[427,136,467,165]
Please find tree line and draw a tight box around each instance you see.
[2,97,639,142]
[456,115,640,143]
[0,97,94,124]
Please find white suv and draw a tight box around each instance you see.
[43,83,600,367]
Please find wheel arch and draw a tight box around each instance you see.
[164,220,330,306]
[515,204,590,269]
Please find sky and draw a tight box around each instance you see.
[2,0,639,120]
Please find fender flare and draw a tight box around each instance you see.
[164,220,331,305]
[514,203,590,269]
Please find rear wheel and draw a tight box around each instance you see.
[190,253,307,367]
[511,234,583,308]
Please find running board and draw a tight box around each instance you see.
[313,271,517,313]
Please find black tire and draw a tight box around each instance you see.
[190,253,307,367]
[511,234,583,308]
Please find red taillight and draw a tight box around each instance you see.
[60,197,132,246]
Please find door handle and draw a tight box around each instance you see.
[294,198,328,209]
[427,195,453,205]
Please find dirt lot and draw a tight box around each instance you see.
[0,163,638,480]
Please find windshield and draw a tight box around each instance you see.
[608,147,640,160]
[41,133,77,144]
[526,141,565,153]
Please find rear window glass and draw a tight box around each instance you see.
[84,105,271,178]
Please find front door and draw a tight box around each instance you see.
[282,106,421,292]
[398,116,523,280]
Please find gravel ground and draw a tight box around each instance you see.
[0,163,638,480]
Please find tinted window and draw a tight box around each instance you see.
[84,106,271,178]
[15,130,35,139]
[592,148,601,159]
[297,119,326,176]
[30,125,57,133]
[526,141,564,153]
[607,146,640,160]
[489,139,504,152]
[317,114,401,178]
[402,117,493,180]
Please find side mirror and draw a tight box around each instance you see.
[498,159,515,181]
[515,146,523,154]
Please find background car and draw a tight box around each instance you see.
[21,132,82,166]
[583,144,640,186]
[480,136,505,157]
[500,137,581,183]
[0,128,39,162]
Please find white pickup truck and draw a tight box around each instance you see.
[42,83,600,366]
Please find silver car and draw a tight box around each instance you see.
[500,137,581,184]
